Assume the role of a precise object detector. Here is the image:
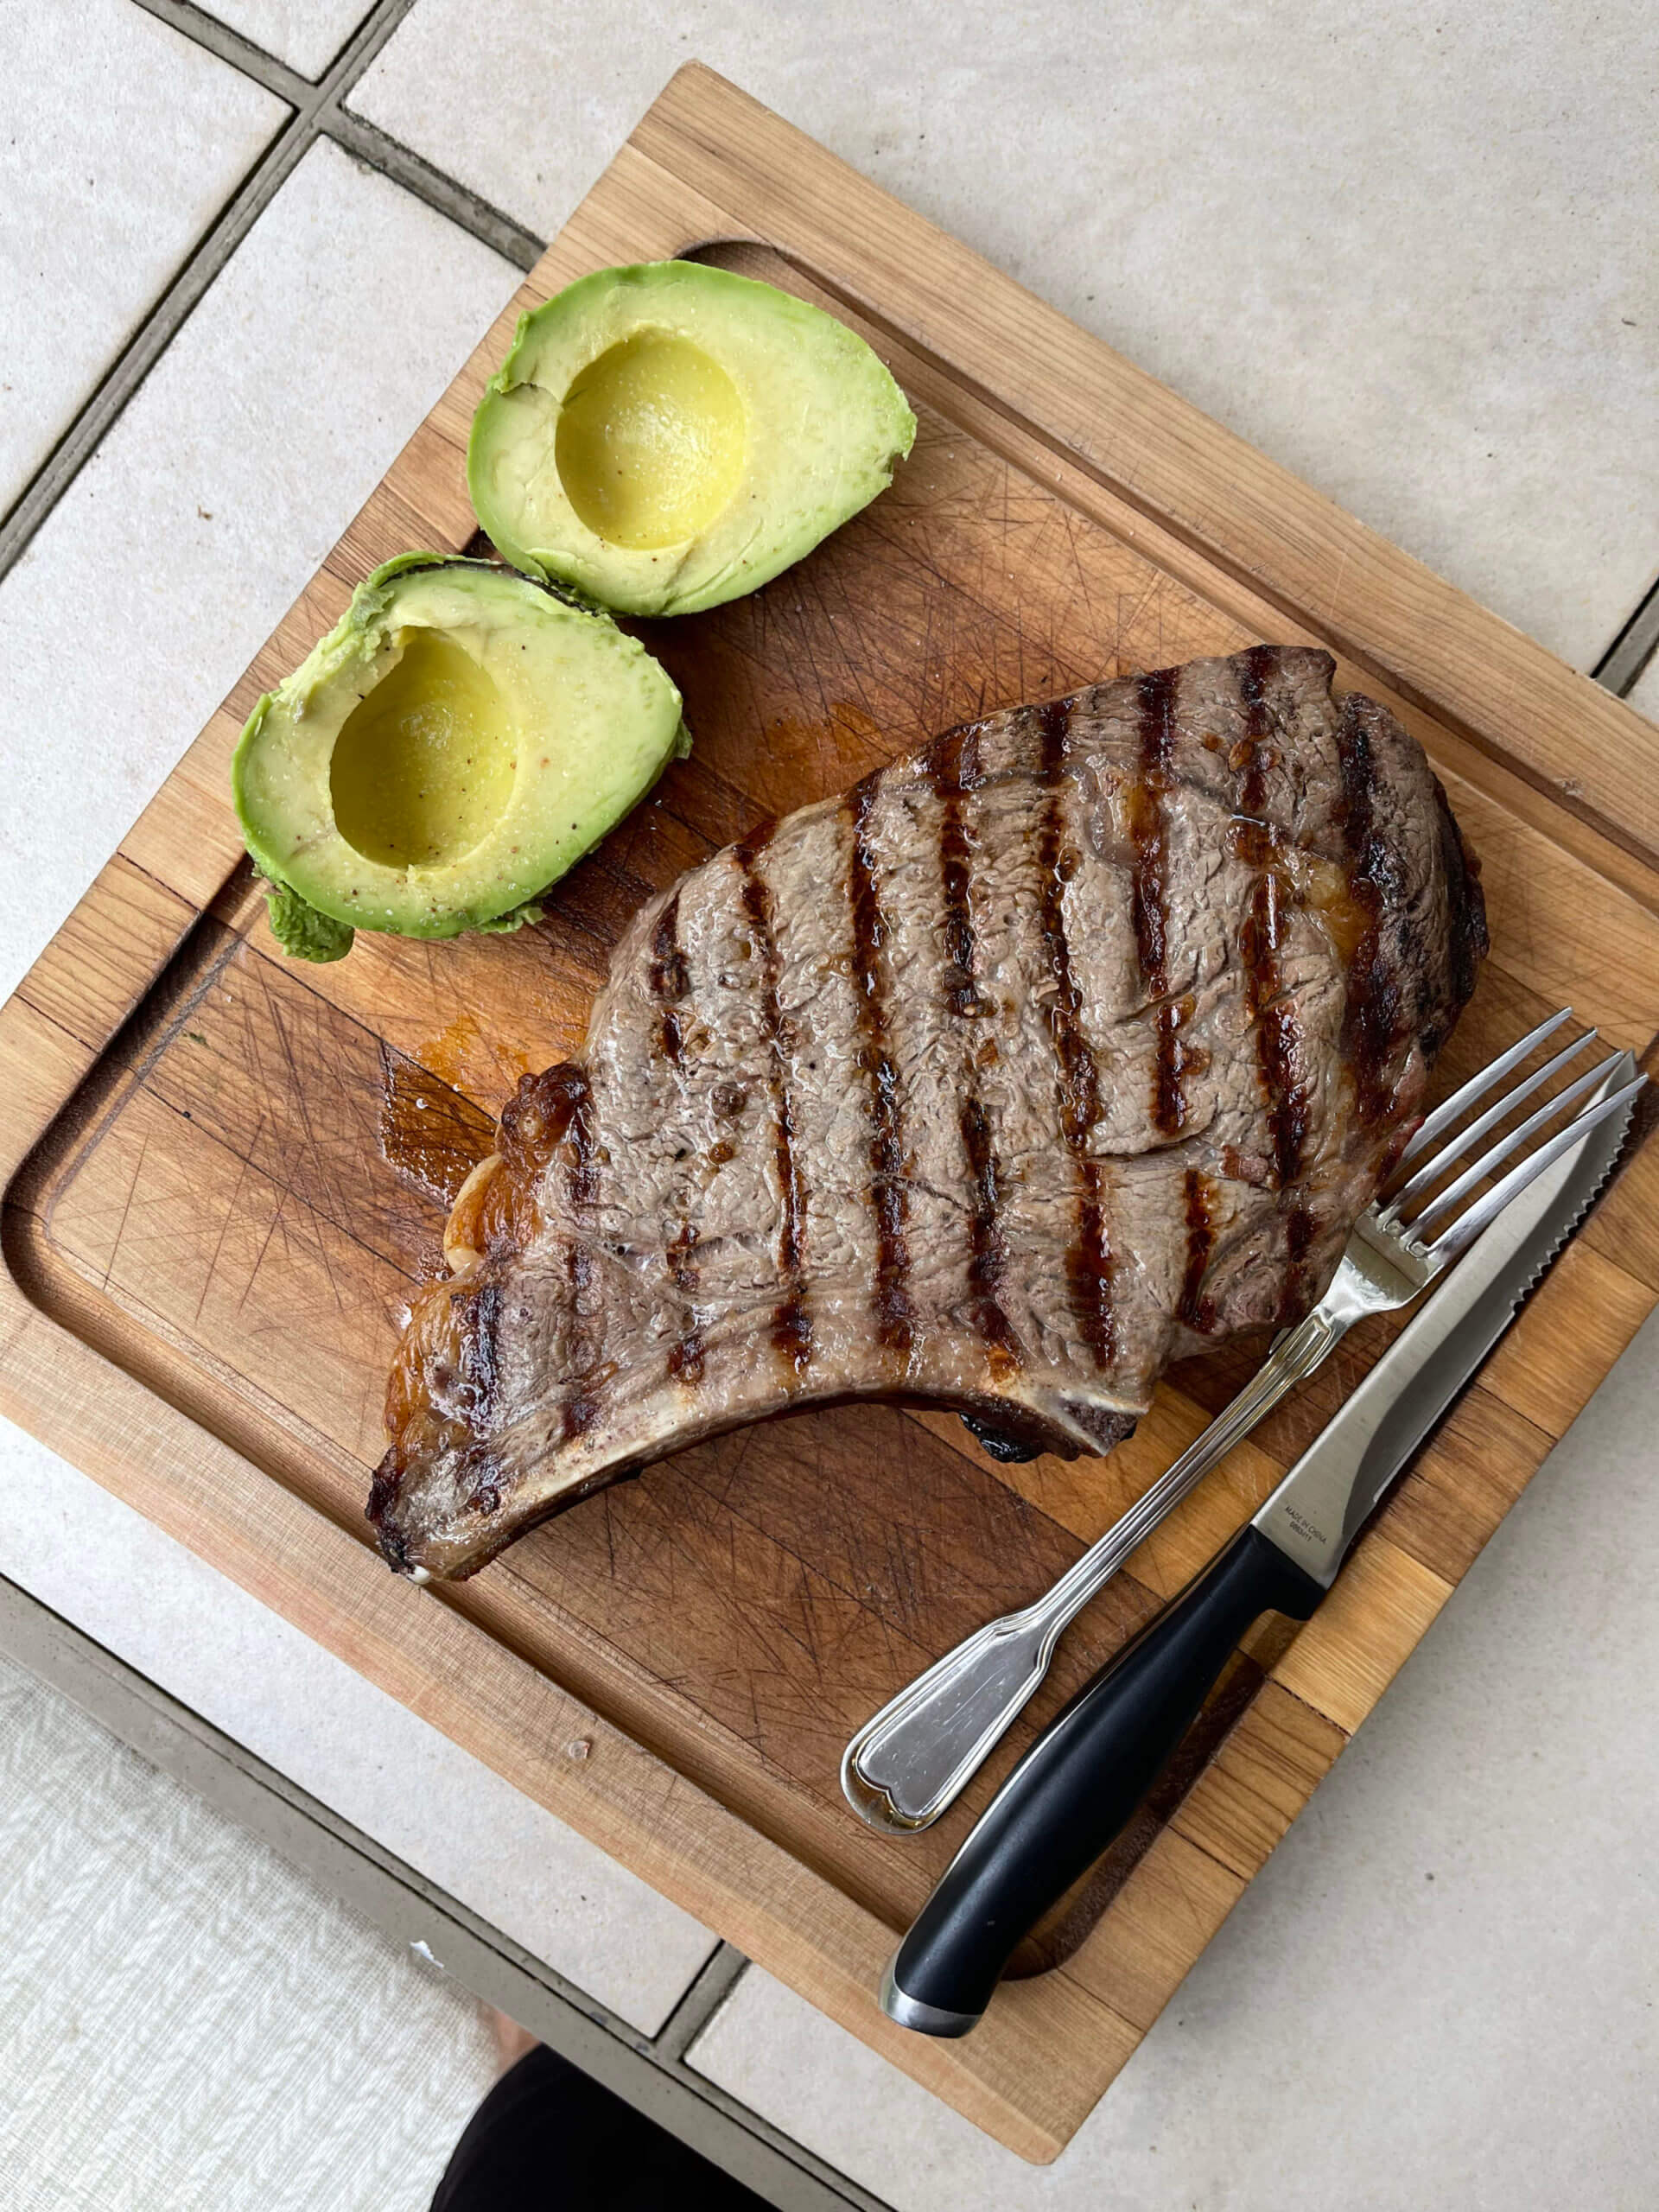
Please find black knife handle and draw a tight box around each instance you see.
[881,1527,1325,2036]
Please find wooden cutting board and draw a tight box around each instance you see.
[4,65,1659,2164]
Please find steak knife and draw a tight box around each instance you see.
[880,1052,1641,2037]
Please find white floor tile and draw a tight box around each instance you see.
[352,0,1657,673]
[0,1647,498,2210]
[1629,650,1659,724]
[207,0,370,78]
[0,1417,718,2032]
[691,1307,1659,2205]
[0,0,285,512]
[0,136,520,1009]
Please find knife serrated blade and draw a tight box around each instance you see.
[1254,1051,1641,1588]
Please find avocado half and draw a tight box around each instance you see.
[467,261,918,618]
[233,555,687,959]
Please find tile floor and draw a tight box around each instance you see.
[0,1430,719,2034]
[2,3,1656,2206]
[207,0,371,75]
[0,1648,498,2210]
[0,0,283,511]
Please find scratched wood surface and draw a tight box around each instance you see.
[5,66,1659,2163]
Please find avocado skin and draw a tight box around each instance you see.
[467,261,918,618]
[261,875,354,963]
[232,555,686,958]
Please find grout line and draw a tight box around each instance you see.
[138,0,421,93]
[653,1942,752,2065]
[0,119,302,584]
[1592,574,1659,699]
[322,108,543,270]
[129,0,315,97]
[0,0,421,592]
[131,0,543,267]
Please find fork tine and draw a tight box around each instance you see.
[1395,1007,1574,1169]
[1409,1051,1625,1236]
[1416,1063,1643,1259]
[1380,1029,1599,1224]
[1424,1075,1645,1264]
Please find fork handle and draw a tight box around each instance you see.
[843,1306,1347,1833]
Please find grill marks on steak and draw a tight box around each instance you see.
[935,721,1023,1377]
[1337,701,1408,1132]
[1131,671,1199,1151]
[1234,641,1320,1318]
[1034,701,1116,1371]
[1179,1166,1220,1333]
[371,647,1486,1580]
[846,777,915,1362]
[734,830,814,1377]
[649,893,706,1391]
[1237,644,1313,1187]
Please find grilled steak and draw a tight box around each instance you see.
[371,646,1485,1580]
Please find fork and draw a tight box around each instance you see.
[842,1009,1642,1833]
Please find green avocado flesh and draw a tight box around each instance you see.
[467,261,918,617]
[232,555,686,956]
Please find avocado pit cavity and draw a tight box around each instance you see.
[330,626,518,868]
[554,331,747,551]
